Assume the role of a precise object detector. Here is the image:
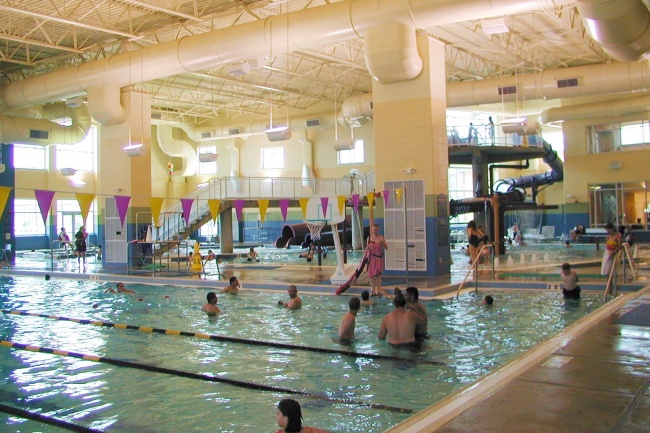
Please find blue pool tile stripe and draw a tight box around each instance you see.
[0,402,105,433]
[2,309,449,366]
[0,339,412,414]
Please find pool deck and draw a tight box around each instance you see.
[2,247,650,432]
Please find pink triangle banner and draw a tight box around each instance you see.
[320,197,329,218]
[383,190,390,207]
[233,200,246,221]
[114,195,131,227]
[34,190,55,225]
[352,194,360,213]
[180,198,194,225]
[279,199,290,222]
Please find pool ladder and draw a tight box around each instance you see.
[456,243,495,298]
[603,243,639,300]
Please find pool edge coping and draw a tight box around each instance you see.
[383,284,650,432]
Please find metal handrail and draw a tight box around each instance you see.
[603,249,621,300]
[50,240,72,270]
[157,174,374,242]
[456,243,493,298]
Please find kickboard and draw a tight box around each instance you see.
[336,256,369,295]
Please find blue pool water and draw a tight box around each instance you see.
[0,276,608,432]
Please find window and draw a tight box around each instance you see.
[14,144,47,170]
[198,145,218,175]
[14,199,46,236]
[56,125,96,171]
[57,199,95,235]
[587,120,650,154]
[199,220,218,240]
[448,166,473,224]
[262,146,284,170]
[621,121,650,146]
[337,140,365,164]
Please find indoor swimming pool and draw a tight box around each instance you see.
[0,276,611,432]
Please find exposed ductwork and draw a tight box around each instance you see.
[539,93,650,124]
[447,61,650,107]
[2,0,650,145]
[363,22,422,83]
[575,0,650,61]
[168,60,650,139]
[0,0,573,112]
[0,103,91,146]
[86,85,127,126]
[156,124,197,177]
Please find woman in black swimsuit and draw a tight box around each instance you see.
[466,220,485,265]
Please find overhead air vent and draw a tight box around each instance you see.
[199,152,218,163]
[498,85,517,96]
[333,139,357,151]
[306,119,321,127]
[228,128,241,135]
[557,78,579,89]
[151,113,162,120]
[200,131,213,139]
[29,129,49,140]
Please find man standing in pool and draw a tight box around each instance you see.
[378,293,420,346]
[405,287,427,339]
[338,297,361,341]
[560,263,581,300]
[278,285,302,310]
[221,276,240,294]
[201,292,221,316]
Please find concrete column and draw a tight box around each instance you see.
[370,32,450,276]
[219,208,234,254]
[100,90,152,208]
[99,90,152,244]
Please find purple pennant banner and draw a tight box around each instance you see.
[233,199,246,222]
[352,194,360,213]
[279,198,290,222]
[320,197,329,218]
[180,198,194,225]
[34,190,55,225]
[383,190,390,207]
[114,195,131,227]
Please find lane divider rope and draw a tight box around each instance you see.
[0,402,104,433]
[0,339,412,414]
[2,309,449,366]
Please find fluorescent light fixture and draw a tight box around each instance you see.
[501,117,539,135]
[333,138,358,151]
[482,17,510,35]
[70,178,86,188]
[228,62,251,76]
[265,126,292,142]
[198,152,218,163]
[122,143,145,157]
[61,167,77,176]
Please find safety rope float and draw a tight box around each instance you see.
[0,402,104,433]
[0,340,412,414]
[2,309,449,366]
